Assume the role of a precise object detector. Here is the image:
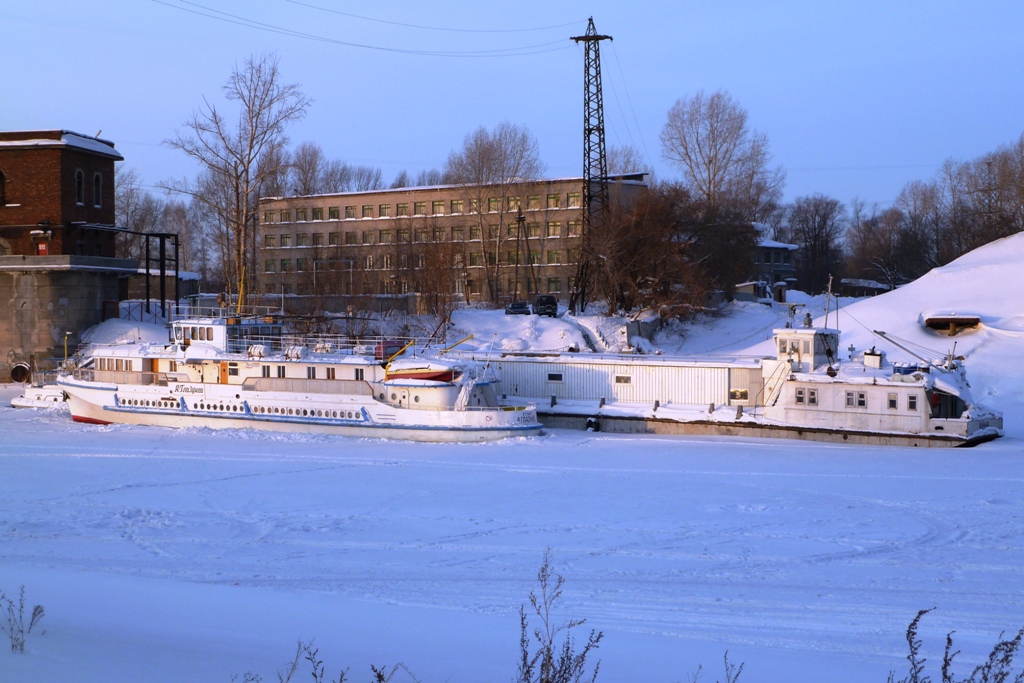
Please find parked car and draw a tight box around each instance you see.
[533,295,558,317]
[504,300,531,315]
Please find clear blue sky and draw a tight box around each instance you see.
[6,1,1023,210]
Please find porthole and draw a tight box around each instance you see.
[391,393,397,400]
[414,395,420,403]
[288,408,293,415]
[302,409,307,416]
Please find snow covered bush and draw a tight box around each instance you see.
[0,585,45,653]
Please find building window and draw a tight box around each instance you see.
[567,192,581,207]
[362,205,374,218]
[795,388,806,405]
[433,227,446,241]
[452,227,464,241]
[468,279,481,294]
[547,278,562,293]
[397,228,410,243]
[546,251,561,264]
[527,195,540,210]
[312,207,323,221]
[487,197,501,213]
[280,210,292,222]
[296,209,308,222]
[469,252,483,267]
[546,194,560,209]
[453,253,464,268]
[296,233,309,247]
[469,198,480,213]
[568,248,580,263]
[93,173,103,207]
[280,234,291,247]
[345,206,356,219]
[364,254,373,269]
[375,203,388,218]
[417,254,426,268]
[296,258,306,271]
[888,393,898,410]
[379,230,392,243]
[328,232,339,246]
[547,373,563,382]
[451,200,463,214]
[567,220,582,237]
[414,201,427,215]
[328,206,340,220]
[280,259,291,272]
[414,228,428,242]
[265,260,275,273]
[396,203,409,216]
[432,200,444,215]
[75,169,85,205]
[469,226,481,240]
[527,223,542,238]
[808,389,818,406]
[508,196,520,211]
[264,234,276,248]
[264,211,276,224]
[362,231,375,244]
[345,231,357,245]
[528,251,540,264]
[615,375,631,384]
[908,394,918,411]
[546,221,561,237]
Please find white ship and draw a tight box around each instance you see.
[56,314,541,442]
[482,322,1003,447]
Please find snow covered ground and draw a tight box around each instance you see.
[3,235,1024,682]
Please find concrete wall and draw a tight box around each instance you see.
[0,255,136,380]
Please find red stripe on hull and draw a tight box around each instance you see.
[385,371,455,382]
[72,415,112,425]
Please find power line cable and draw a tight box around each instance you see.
[153,0,575,57]
[609,42,652,169]
[286,0,585,34]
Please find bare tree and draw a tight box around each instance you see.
[787,194,846,293]
[164,53,310,301]
[606,144,652,178]
[114,168,164,260]
[444,122,545,302]
[660,90,784,221]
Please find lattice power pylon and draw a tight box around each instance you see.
[568,17,612,314]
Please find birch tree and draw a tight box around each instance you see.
[164,53,310,300]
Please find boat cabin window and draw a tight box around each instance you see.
[262,366,271,378]
[354,368,364,381]
[908,394,918,411]
[307,367,317,379]
[615,375,631,384]
[808,389,817,406]
[277,365,286,378]
[795,388,806,404]
[547,373,563,382]
[327,367,336,380]
[846,391,867,408]
[888,393,898,410]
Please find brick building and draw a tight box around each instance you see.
[257,174,648,306]
[0,130,137,381]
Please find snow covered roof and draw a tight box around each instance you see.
[0,130,122,160]
[136,267,200,281]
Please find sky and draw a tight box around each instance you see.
[5,1,1024,210]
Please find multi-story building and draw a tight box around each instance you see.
[0,130,137,381]
[257,174,648,305]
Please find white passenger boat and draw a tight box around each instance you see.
[56,315,541,442]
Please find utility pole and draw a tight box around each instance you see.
[568,17,612,315]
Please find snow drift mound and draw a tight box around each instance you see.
[746,232,1024,436]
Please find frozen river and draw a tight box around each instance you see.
[2,389,1022,682]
